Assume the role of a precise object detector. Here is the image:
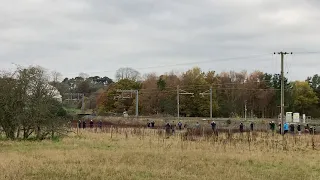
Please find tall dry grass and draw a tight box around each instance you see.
[0,127,320,180]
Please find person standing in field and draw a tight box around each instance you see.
[98,120,102,129]
[278,122,282,134]
[250,122,254,131]
[165,122,171,136]
[269,121,272,131]
[82,120,86,129]
[184,123,188,129]
[147,121,151,128]
[151,121,155,128]
[171,121,176,134]
[239,122,244,133]
[78,120,81,129]
[211,121,218,136]
[271,121,276,132]
[289,123,295,135]
[211,121,216,132]
[284,122,289,134]
[309,126,316,134]
[297,124,301,135]
[178,121,182,130]
[90,120,94,128]
[195,122,200,129]
[305,124,310,134]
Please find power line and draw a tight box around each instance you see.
[134,53,271,70]
[294,51,320,54]
[124,87,281,95]
[100,88,280,100]
[62,51,320,76]
[63,53,271,75]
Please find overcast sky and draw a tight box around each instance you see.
[1,0,320,81]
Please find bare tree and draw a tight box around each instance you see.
[79,72,89,79]
[51,71,62,84]
[115,67,140,82]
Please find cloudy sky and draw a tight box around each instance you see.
[1,0,320,80]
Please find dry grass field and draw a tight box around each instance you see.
[0,128,320,180]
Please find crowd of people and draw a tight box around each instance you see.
[240,121,316,135]
[163,121,188,135]
[160,120,317,136]
[75,119,317,135]
[265,121,316,135]
[162,121,215,136]
[77,119,103,129]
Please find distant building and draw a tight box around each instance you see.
[27,84,62,103]
[47,84,62,102]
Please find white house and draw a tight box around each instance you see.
[47,84,62,103]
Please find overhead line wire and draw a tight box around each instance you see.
[63,53,272,75]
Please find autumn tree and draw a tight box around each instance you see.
[97,79,141,115]
[139,73,159,115]
[216,71,247,117]
[246,71,274,118]
[94,68,320,118]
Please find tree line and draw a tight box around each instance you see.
[54,67,320,119]
[3,65,317,140]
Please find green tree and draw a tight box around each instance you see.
[292,81,318,114]
[268,74,291,118]
[157,73,180,116]
[306,74,320,104]
[180,67,210,117]
[204,71,220,116]
[157,76,166,91]
[0,66,69,140]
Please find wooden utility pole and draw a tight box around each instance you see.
[274,52,292,136]
[177,85,179,120]
[210,86,213,120]
[136,90,139,117]
[244,100,247,121]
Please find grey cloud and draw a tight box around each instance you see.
[0,0,319,80]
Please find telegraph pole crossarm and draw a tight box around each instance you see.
[115,89,139,118]
[179,89,194,95]
[177,86,194,120]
